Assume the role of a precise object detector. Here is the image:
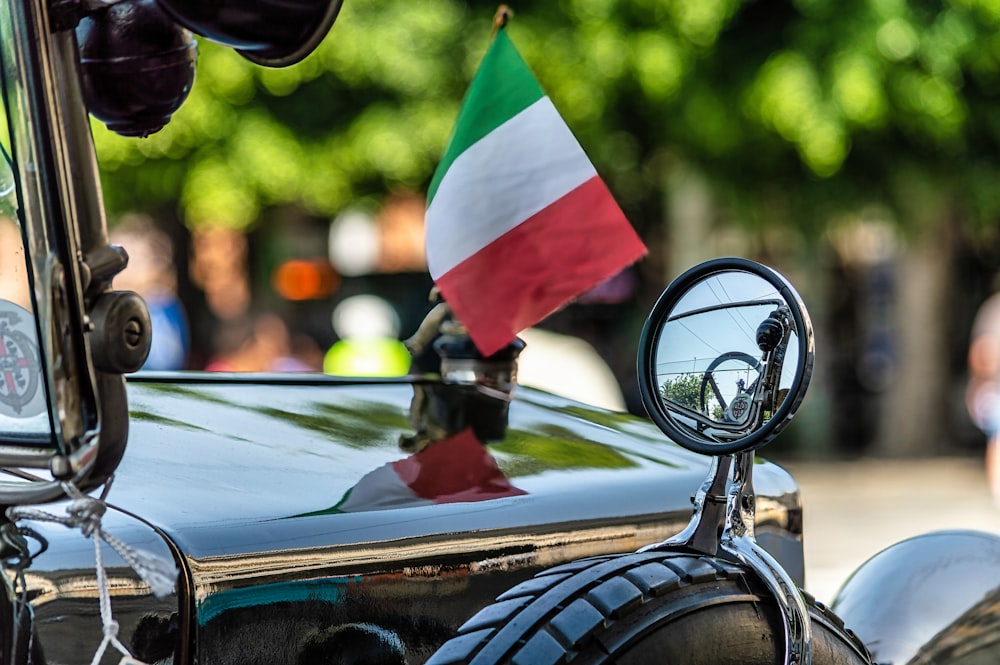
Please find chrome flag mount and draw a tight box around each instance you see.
[425,13,647,357]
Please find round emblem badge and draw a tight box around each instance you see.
[729,393,751,423]
[0,300,45,419]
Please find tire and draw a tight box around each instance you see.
[426,552,871,665]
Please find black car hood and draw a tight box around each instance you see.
[107,374,798,560]
[4,374,803,665]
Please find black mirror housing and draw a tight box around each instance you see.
[155,0,344,67]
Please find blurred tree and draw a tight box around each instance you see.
[90,0,1000,454]
[91,0,1000,233]
[661,374,702,411]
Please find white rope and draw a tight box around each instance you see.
[90,533,133,665]
[6,479,179,665]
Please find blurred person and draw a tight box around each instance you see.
[0,156,47,428]
[204,317,253,372]
[206,312,315,373]
[189,227,251,319]
[288,332,325,372]
[0,172,29,309]
[0,217,31,310]
[967,281,1000,504]
[110,215,189,370]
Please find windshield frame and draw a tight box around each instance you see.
[0,0,130,502]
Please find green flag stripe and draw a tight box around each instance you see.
[427,28,545,203]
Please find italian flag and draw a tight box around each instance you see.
[425,26,647,356]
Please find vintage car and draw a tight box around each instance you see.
[1,1,999,665]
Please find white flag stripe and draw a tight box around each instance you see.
[426,97,597,279]
[337,464,434,512]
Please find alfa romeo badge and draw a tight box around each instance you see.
[0,300,45,419]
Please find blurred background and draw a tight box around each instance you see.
[28,0,1000,463]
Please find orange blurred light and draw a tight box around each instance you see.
[272,259,339,301]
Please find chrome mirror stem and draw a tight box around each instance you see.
[721,452,813,665]
[639,454,731,557]
[640,450,813,665]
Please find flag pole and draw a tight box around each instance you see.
[491,5,512,37]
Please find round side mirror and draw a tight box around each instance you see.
[637,258,814,456]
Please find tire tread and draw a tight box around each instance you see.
[426,552,871,665]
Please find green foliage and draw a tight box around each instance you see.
[660,373,703,411]
[95,0,476,229]
[88,0,1000,234]
[0,110,9,154]
[1,117,17,219]
[491,423,636,476]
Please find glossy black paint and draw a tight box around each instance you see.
[833,530,1000,664]
[7,509,182,665]
[12,376,803,664]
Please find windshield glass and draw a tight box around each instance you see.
[1,125,50,440]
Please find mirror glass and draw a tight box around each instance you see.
[0,139,50,441]
[642,262,812,455]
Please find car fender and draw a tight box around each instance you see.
[831,529,1000,664]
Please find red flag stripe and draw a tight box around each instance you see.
[435,176,646,356]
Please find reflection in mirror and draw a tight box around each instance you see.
[0,142,50,440]
[654,270,800,444]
